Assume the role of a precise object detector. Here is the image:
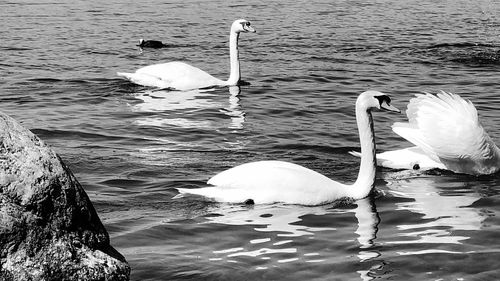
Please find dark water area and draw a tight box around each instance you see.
[1,0,500,280]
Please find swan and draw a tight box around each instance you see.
[351,91,500,175]
[117,19,255,90]
[176,91,400,205]
[137,39,168,49]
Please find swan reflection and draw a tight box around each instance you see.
[204,204,335,238]
[131,86,244,130]
[352,198,380,261]
[204,198,380,272]
[386,174,483,246]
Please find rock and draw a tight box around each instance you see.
[0,112,130,280]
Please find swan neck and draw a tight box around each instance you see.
[226,31,240,85]
[349,107,377,199]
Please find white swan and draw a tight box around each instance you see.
[351,91,500,175]
[117,19,255,90]
[176,91,400,205]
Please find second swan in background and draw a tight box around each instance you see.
[177,91,400,205]
[117,19,255,90]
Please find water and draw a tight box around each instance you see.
[1,0,500,280]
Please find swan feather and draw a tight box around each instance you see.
[350,148,445,170]
[178,160,346,205]
[118,62,225,90]
[393,91,500,175]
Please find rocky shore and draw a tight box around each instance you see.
[0,112,130,280]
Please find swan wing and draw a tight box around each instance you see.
[137,62,225,90]
[394,92,500,174]
[119,62,225,90]
[178,161,344,205]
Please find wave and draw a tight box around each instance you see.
[426,42,498,49]
[403,42,500,66]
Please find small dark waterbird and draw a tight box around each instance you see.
[137,39,168,49]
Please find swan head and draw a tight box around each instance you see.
[357,91,400,113]
[231,19,256,33]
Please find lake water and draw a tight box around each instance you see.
[1,0,500,280]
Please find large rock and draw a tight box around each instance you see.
[0,112,130,280]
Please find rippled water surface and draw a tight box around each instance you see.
[2,0,500,280]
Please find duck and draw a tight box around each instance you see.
[176,91,400,205]
[117,19,255,90]
[137,39,168,49]
[350,91,500,175]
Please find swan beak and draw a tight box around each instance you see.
[380,101,401,113]
[245,26,256,33]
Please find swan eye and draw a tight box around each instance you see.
[240,21,251,30]
[375,95,391,106]
[241,22,251,29]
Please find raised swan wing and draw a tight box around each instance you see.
[392,91,500,175]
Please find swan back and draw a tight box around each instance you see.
[132,62,225,90]
[181,161,348,205]
[393,91,500,175]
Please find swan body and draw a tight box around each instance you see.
[177,91,400,205]
[187,160,349,205]
[118,19,255,90]
[118,62,226,89]
[349,147,446,170]
[362,92,500,175]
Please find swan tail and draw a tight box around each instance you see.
[176,186,252,203]
[117,72,133,79]
[171,192,185,199]
[348,151,361,158]
[176,187,203,195]
[175,187,211,199]
[117,71,170,88]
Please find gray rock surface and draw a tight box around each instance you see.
[0,112,130,280]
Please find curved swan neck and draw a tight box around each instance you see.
[348,106,377,199]
[226,31,240,85]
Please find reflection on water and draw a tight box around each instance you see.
[386,173,483,247]
[204,204,336,237]
[351,198,382,281]
[223,86,245,130]
[204,203,335,266]
[127,86,248,164]
[131,86,245,130]
[352,198,380,261]
[202,199,381,275]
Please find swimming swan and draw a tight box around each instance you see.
[117,19,255,90]
[351,91,500,175]
[176,91,400,205]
